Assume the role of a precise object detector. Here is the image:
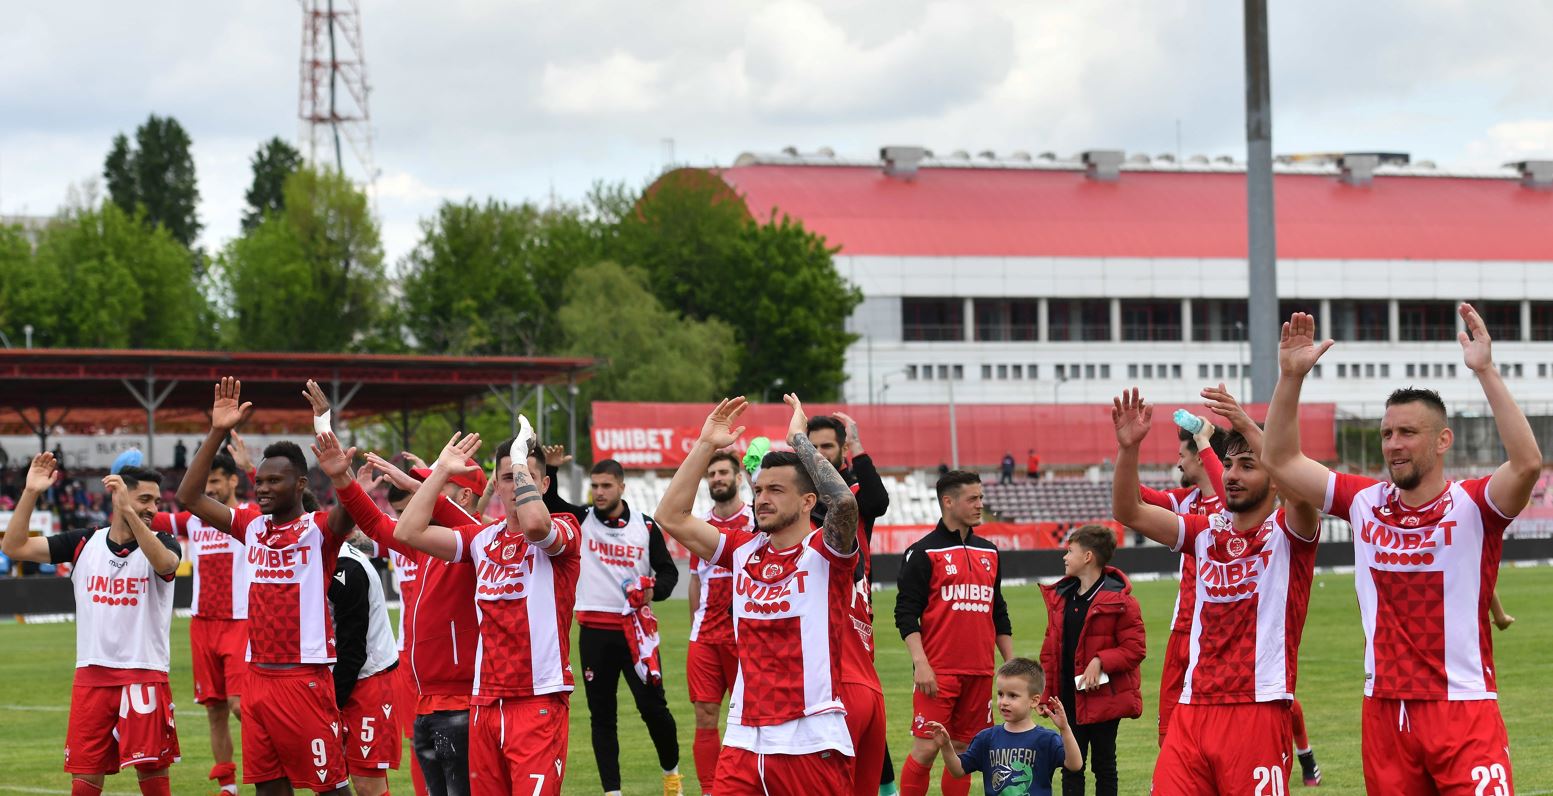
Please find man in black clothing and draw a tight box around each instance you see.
[544,450,682,796]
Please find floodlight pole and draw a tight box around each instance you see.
[1245,0,1279,401]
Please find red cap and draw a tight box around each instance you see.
[410,461,487,496]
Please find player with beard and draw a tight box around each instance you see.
[657,395,860,794]
[685,449,751,794]
[1111,387,1319,795]
[4,457,182,796]
[178,378,358,795]
[1261,306,1540,795]
[542,452,681,796]
[151,452,249,794]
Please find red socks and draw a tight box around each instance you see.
[694,727,722,791]
[209,761,238,791]
[137,775,171,796]
[940,767,972,796]
[899,755,932,796]
[70,780,103,796]
[1291,698,1311,750]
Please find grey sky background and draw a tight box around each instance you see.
[3,0,1549,267]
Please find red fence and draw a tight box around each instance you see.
[591,401,1338,469]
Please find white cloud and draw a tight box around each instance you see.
[538,51,666,115]
[1464,120,1553,168]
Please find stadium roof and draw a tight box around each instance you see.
[687,151,1553,261]
[0,349,595,436]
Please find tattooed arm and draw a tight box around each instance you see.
[506,431,558,548]
[784,394,858,554]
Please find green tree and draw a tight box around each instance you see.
[399,198,603,356]
[558,261,737,403]
[0,224,34,345]
[242,137,304,232]
[0,204,206,348]
[102,115,202,247]
[215,167,387,351]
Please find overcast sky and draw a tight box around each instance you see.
[3,0,1549,267]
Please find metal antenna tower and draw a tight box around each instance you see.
[298,0,375,186]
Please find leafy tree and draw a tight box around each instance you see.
[102,115,202,247]
[558,261,737,404]
[0,224,33,345]
[215,167,387,351]
[0,204,206,348]
[242,137,304,232]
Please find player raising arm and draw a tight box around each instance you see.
[1260,306,1540,794]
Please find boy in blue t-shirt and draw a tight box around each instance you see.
[924,657,1082,796]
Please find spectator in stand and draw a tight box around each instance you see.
[999,453,1016,485]
[1027,449,1041,481]
[173,440,188,471]
[0,441,9,471]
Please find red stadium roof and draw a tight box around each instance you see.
[701,164,1553,261]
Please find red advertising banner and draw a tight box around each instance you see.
[590,401,1338,470]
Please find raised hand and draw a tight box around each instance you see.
[400,451,428,470]
[436,432,482,473]
[1044,697,1071,732]
[698,397,749,449]
[103,475,133,515]
[302,379,331,417]
[211,377,254,432]
[783,393,808,443]
[543,444,573,468]
[364,452,421,492]
[512,415,534,466]
[23,453,58,493]
[1201,383,1255,433]
[354,463,385,493]
[1111,388,1153,449]
[310,432,357,480]
[1458,302,1494,374]
[1279,312,1333,378]
[833,411,864,455]
[228,431,254,473]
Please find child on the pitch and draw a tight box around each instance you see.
[925,658,1081,796]
[1039,525,1144,796]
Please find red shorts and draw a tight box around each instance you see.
[469,694,568,796]
[1153,701,1292,795]
[840,682,887,796]
[1362,697,1514,795]
[910,673,992,743]
[190,616,248,705]
[241,665,349,792]
[394,656,418,739]
[342,668,403,777]
[1157,629,1190,744]
[686,640,739,704]
[65,680,181,774]
[713,746,851,796]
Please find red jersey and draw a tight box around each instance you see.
[838,524,882,692]
[1325,473,1511,700]
[894,523,1011,676]
[1175,508,1317,705]
[1142,446,1227,635]
[156,508,251,620]
[689,505,751,646]
[228,506,341,665]
[452,515,582,701]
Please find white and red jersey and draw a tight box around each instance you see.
[1146,486,1225,635]
[717,526,856,757]
[838,526,882,693]
[452,515,582,701]
[689,504,751,646]
[70,528,177,675]
[1325,473,1512,701]
[156,508,251,620]
[576,507,654,621]
[1175,508,1317,705]
[389,549,418,652]
[229,505,341,665]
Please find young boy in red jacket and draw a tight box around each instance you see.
[1039,524,1145,796]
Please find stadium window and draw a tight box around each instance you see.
[1012,364,1023,378]
[1056,364,1067,379]
[1172,364,1182,379]
[1198,364,1209,379]
[1331,300,1390,342]
[1365,363,1376,378]
[1228,364,1238,378]
[1072,363,1082,379]
[1143,364,1155,379]
[1380,364,1390,378]
[997,364,1009,379]
[1191,299,1249,342]
[1028,364,1039,379]
[1406,364,1415,378]
[1085,364,1097,379]
[1540,364,1548,378]
[1128,364,1139,379]
[1278,299,1322,327]
[974,299,1040,342]
[1429,363,1441,378]
[1048,299,1111,342]
[922,364,934,381]
[902,298,964,341]
[1100,364,1111,379]
[1398,301,1456,342]
[1499,363,1511,378]
[1312,364,1323,378]
[1533,302,1553,341]
[1337,363,1347,378]
[982,364,993,380]
[1121,299,1184,341]
[1476,301,1522,340]
[1448,364,1457,377]
[906,365,918,380]
[1515,363,1524,378]
[1214,364,1225,379]
[952,364,964,380]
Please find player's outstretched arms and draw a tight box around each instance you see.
[1,453,58,563]
[786,394,858,554]
[1460,303,1544,514]
[178,377,254,533]
[1260,314,1336,508]
[394,433,481,562]
[505,416,558,548]
[658,398,748,562]
[1110,389,1184,547]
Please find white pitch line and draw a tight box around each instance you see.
[0,704,69,712]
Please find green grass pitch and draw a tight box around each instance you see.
[1,565,1548,794]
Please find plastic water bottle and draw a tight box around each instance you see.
[1173,409,1204,435]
